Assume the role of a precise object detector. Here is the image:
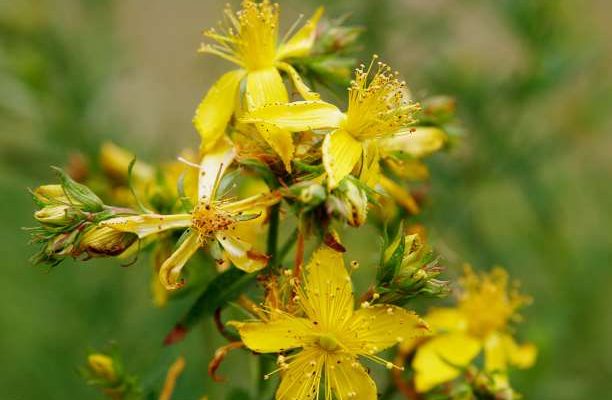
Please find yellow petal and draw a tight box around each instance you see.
[379,175,420,215]
[504,334,537,369]
[323,129,363,189]
[380,127,447,159]
[246,67,288,110]
[484,333,537,374]
[220,191,281,214]
[159,232,200,290]
[413,333,481,392]
[198,139,235,200]
[484,332,507,374]
[346,305,429,354]
[194,69,245,152]
[242,101,344,131]
[276,61,320,101]
[230,316,313,353]
[425,307,468,333]
[327,354,377,400]
[100,214,192,239]
[299,246,354,328]
[100,142,154,183]
[359,142,381,188]
[276,7,324,60]
[254,122,295,172]
[276,348,324,400]
[215,232,267,273]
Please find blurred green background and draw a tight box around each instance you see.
[1,0,611,398]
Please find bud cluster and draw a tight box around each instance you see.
[375,225,449,304]
[27,168,137,266]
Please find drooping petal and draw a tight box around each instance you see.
[276,348,325,400]
[194,69,246,152]
[299,246,354,329]
[230,316,314,353]
[254,121,295,172]
[276,7,324,60]
[322,129,363,189]
[158,232,200,290]
[215,231,267,273]
[100,214,192,239]
[380,127,447,159]
[198,140,236,200]
[425,307,469,334]
[327,353,377,400]
[378,175,420,215]
[242,101,345,131]
[246,67,288,110]
[413,333,482,392]
[346,305,429,354]
[276,61,320,101]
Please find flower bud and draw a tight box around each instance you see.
[330,178,368,227]
[377,225,449,304]
[34,205,75,225]
[80,226,138,257]
[87,354,118,383]
[52,167,103,212]
[32,184,66,204]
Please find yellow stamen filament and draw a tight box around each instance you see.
[343,55,420,141]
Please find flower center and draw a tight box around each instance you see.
[317,333,341,352]
[344,56,418,141]
[202,0,279,71]
[191,202,234,240]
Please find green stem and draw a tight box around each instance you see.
[267,203,281,270]
[277,228,298,265]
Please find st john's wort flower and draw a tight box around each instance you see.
[242,55,420,188]
[410,266,537,393]
[230,245,429,400]
[100,140,280,289]
[194,0,323,170]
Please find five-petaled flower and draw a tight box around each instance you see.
[194,0,323,171]
[101,141,280,290]
[409,266,537,392]
[230,246,429,399]
[242,55,420,188]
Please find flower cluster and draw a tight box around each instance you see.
[26,1,535,399]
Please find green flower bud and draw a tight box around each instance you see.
[331,179,368,227]
[52,167,103,212]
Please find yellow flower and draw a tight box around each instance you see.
[411,266,537,392]
[100,140,280,290]
[230,246,428,400]
[194,0,323,170]
[242,56,420,188]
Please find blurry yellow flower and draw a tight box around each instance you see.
[230,246,428,400]
[411,266,537,392]
[195,0,323,170]
[243,56,419,188]
[101,141,280,290]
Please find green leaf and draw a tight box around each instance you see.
[164,268,256,345]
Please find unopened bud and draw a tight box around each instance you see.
[32,184,65,204]
[35,205,72,225]
[87,354,117,383]
[80,226,138,257]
